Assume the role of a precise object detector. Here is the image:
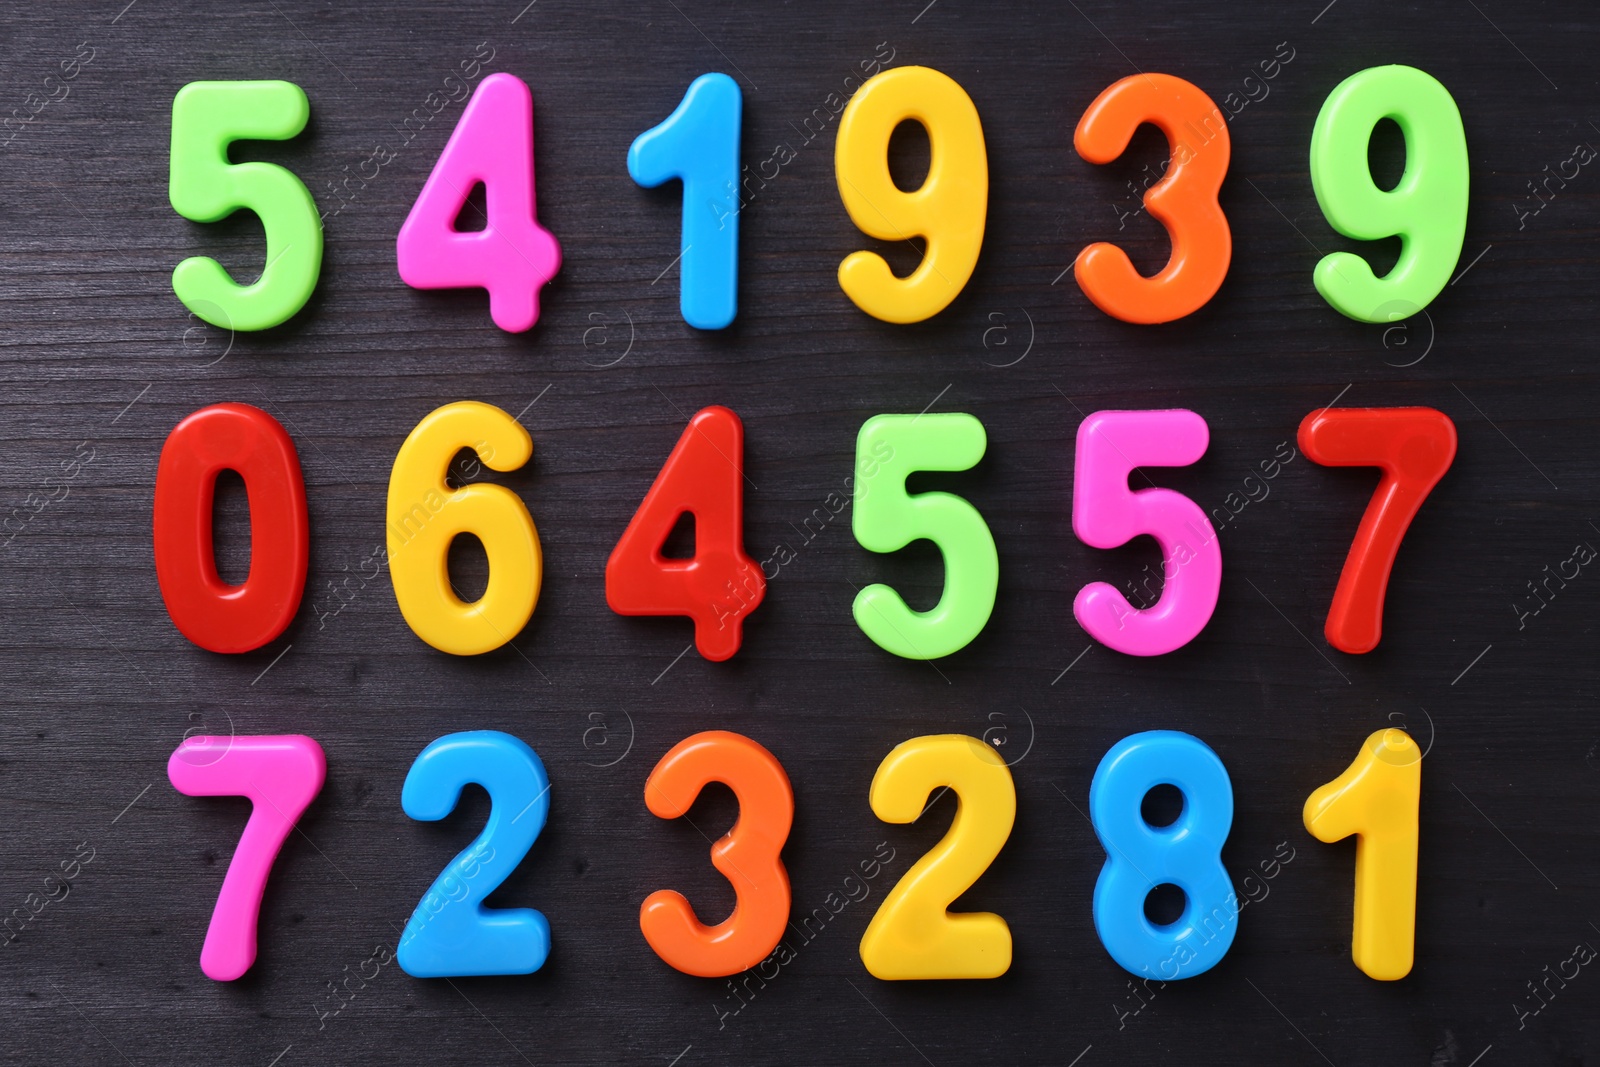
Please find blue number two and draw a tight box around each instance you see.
[398,730,552,977]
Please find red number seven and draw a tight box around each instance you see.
[1298,407,1456,654]
[153,403,309,653]
[606,406,763,661]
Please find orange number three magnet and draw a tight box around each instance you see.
[1074,74,1231,324]
[641,731,793,977]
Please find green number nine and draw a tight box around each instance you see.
[852,413,997,660]
[1309,65,1468,323]
[169,81,323,331]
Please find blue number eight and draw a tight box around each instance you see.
[1089,730,1237,979]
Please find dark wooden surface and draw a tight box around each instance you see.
[1,0,1597,1063]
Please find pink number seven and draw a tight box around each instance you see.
[396,72,562,332]
[168,735,326,981]
[1073,409,1221,656]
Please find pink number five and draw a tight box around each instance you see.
[1073,409,1221,656]
[168,735,326,981]
[396,72,561,332]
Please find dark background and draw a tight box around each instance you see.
[0,0,1595,1064]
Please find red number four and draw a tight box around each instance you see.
[606,406,763,661]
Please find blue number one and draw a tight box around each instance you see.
[628,72,741,330]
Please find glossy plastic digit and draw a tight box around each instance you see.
[1297,407,1456,654]
[628,73,741,329]
[606,406,764,661]
[860,735,1015,979]
[398,731,551,978]
[169,81,322,331]
[1309,65,1468,322]
[1073,410,1220,656]
[641,731,793,977]
[386,401,541,655]
[1074,74,1231,323]
[153,403,309,653]
[168,734,326,981]
[1304,728,1421,981]
[396,73,562,332]
[852,413,997,659]
[834,66,987,323]
[1090,730,1236,979]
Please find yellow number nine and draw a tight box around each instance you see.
[834,66,987,324]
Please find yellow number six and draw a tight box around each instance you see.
[387,401,542,655]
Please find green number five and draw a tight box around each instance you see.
[169,81,323,331]
[852,413,997,659]
[1309,65,1468,323]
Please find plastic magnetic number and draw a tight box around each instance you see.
[168,734,326,981]
[852,413,997,659]
[396,72,561,332]
[153,403,309,653]
[1090,730,1236,980]
[1072,410,1220,656]
[398,731,552,978]
[169,81,323,331]
[641,731,793,977]
[834,66,987,323]
[1298,407,1456,654]
[387,402,540,655]
[628,73,741,330]
[1304,728,1421,981]
[1074,74,1231,324]
[860,734,1015,980]
[1309,65,1468,322]
[606,406,764,661]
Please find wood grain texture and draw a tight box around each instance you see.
[0,0,1597,1063]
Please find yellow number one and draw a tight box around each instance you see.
[1303,728,1420,980]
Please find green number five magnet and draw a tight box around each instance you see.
[852,413,998,659]
[169,81,322,331]
[1309,65,1468,323]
